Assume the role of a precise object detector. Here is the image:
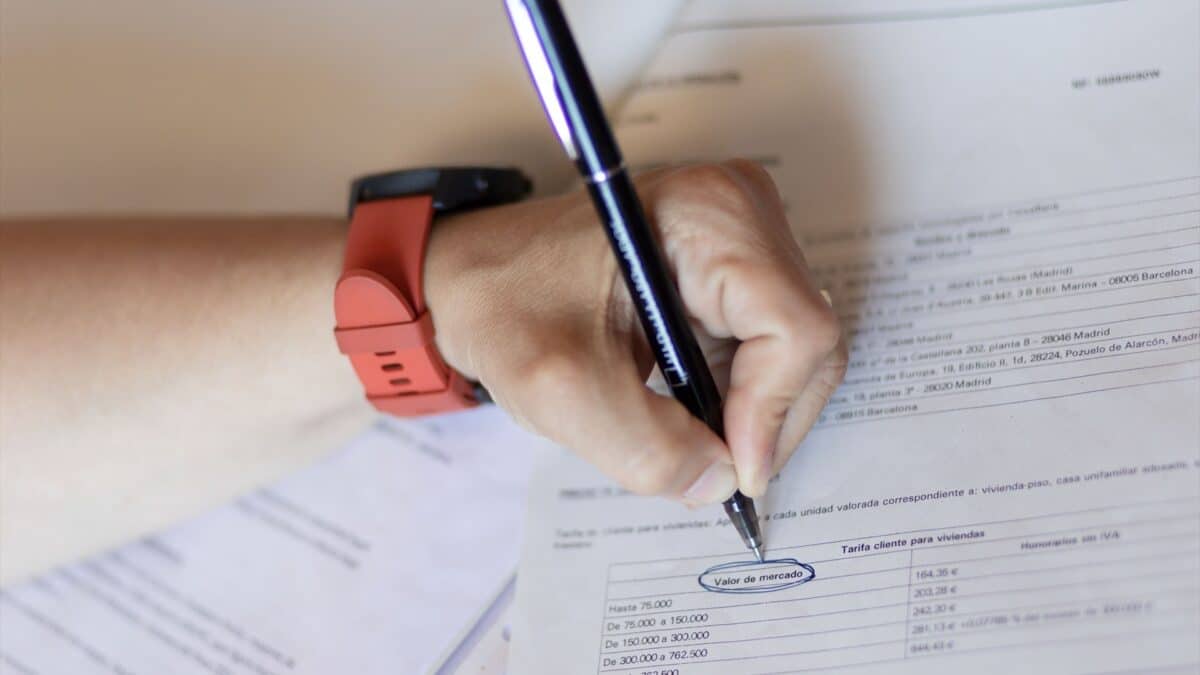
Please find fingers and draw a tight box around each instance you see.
[721,275,842,497]
[772,335,850,475]
[492,344,738,506]
[641,159,845,497]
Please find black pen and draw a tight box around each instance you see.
[504,0,765,561]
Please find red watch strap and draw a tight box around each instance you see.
[335,196,477,416]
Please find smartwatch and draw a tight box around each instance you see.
[334,167,532,416]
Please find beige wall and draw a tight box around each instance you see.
[0,0,682,216]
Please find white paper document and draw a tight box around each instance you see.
[0,408,552,675]
[511,1,1200,673]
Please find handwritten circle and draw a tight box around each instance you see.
[697,558,816,594]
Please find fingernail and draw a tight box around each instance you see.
[683,462,738,505]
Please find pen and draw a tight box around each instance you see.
[504,0,766,562]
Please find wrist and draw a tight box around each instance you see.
[423,208,494,382]
[422,192,623,396]
[335,167,531,416]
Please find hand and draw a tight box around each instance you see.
[425,160,847,505]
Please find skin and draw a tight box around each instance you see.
[0,160,846,585]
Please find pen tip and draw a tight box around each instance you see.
[752,543,765,562]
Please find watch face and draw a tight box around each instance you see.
[349,167,532,217]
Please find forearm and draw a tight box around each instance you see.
[0,164,844,584]
[0,217,368,583]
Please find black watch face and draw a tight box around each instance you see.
[349,167,532,217]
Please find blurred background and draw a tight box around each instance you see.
[0,0,682,216]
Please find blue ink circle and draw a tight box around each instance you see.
[697,558,816,594]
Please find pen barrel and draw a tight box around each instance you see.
[584,170,726,437]
[511,0,763,553]
[519,0,623,174]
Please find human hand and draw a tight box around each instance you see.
[425,160,847,505]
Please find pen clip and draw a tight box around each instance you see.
[504,0,579,160]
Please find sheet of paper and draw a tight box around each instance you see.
[511,1,1200,673]
[0,408,555,675]
[438,576,516,675]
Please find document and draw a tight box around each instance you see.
[436,577,517,675]
[511,1,1200,672]
[0,409,553,675]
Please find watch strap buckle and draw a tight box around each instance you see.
[367,374,478,417]
[334,268,477,415]
[334,312,435,354]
